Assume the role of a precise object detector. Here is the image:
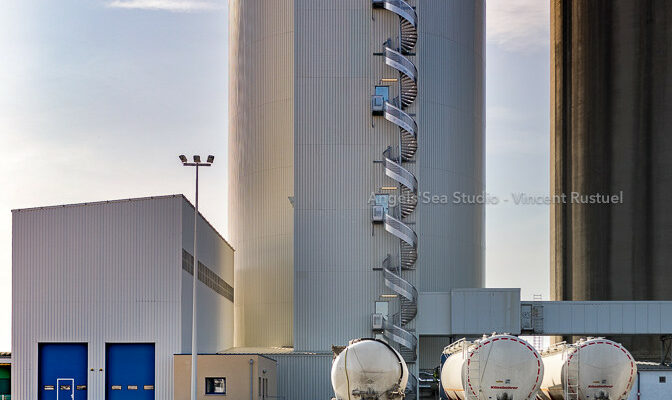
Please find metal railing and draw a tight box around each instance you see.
[372,1,420,396]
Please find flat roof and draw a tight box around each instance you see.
[636,361,672,371]
[174,353,278,362]
[12,194,233,250]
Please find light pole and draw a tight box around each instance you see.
[179,154,214,400]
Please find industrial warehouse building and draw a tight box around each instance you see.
[11,195,234,399]
[627,362,672,400]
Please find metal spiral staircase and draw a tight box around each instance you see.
[372,0,419,395]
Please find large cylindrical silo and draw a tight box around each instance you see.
[228,0,485,367]
[550,0,672,360]
[228,0,295,348]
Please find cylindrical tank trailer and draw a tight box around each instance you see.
[538,338,636,400]
[331,338,409,400]
[441,334,544,400]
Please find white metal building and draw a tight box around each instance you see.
[627,362,672,400]
[11,195,234,400]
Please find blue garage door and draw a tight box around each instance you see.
[106,343,155,400]
[38,343,88,400]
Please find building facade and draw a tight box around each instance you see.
[627,363,672,400]
[12,195,234,399]
[229,0,485,396]
[550,0,672,360]
[173,354,276,399]
[0,353,9,399]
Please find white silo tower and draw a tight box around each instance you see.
[228,1,485,397]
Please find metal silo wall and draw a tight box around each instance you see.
[415,0,485,293]
[228,0,295,347]
[293,0,485,353]
[293,0,399,351]
[268,353,334,400]
[550,0,672,360]
[229,0,485,355]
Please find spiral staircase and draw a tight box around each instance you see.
[372,0,419,396]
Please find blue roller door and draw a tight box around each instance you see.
[105,343,155,400]
[38,343,88,400]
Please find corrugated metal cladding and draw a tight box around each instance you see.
[11,195,234,399]
[229,0,485,379]
[181,200,235,353]
[228,0,295,348]
[266,353,334,400]
[293,0,485,351]
[416,0,485,292]
[294,0,404,352]
[419,336,451,371]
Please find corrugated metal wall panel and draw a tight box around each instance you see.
[181,199,235,354]
[11,196,234,399]
[12,197,182,399]
[268,353,334,400]
[416,0,485,293]
[419,336,451,370]
[230,0,485,376]
[293,1,399,351]
[229,0,295,348]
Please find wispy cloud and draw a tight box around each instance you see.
[106,0,224,12]
[486,0,549,51]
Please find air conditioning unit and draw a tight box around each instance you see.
[371,95,384,115]
[371,205,384,223]
[371,313,384,330]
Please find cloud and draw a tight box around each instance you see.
[486,0,549,51]
[106,0,224,12]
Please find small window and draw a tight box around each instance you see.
[375,86,390,102]
[375,194,390,215]
[660,376,666,383]
[205,377,226,395]
[375,301,389,317]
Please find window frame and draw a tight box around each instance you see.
[205,377,227,395]
[375,85,390,102]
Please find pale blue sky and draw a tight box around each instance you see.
[0,0,550,351]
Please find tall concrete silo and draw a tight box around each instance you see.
[228,2,484,393]
[551,0,672,360]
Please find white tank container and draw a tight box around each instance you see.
[539,338,636,400]
[441,334,544,400]
[331,338,409,400]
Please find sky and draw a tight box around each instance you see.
[0,0,550,352]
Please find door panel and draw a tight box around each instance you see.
[105,343,155,400]
[38,343,87,400]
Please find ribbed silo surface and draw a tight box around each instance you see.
[550,0,672,360]
[228,0,295,347]
[293,0,398,351]
[229,0,485,353]
[416,0,485,292]
[292,0,485,351]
